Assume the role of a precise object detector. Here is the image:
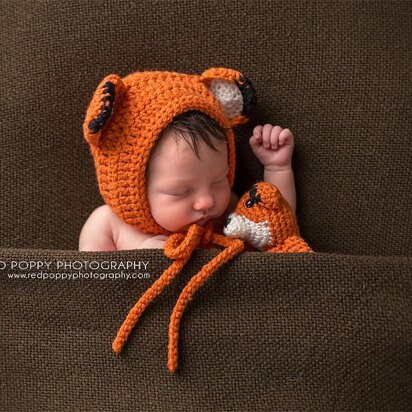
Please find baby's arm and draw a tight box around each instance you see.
[249,125,296,213]
[79,205,167,251]
[79,205,117,251]
[264,168,296,213]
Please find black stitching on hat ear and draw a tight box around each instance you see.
[236,76,257,117]
[88,81,115,134]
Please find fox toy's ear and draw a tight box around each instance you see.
[200,68,257,127]
[83,74,126,147]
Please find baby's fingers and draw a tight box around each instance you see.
[252,125,263,140]
[269,126,282,149]
[249,126,263,150]
[260,124,275,148]
[279,128,294,145]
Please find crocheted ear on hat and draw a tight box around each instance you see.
[83,74,126,147]
[200,68,257,127]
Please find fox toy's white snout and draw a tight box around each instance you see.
[223,212,272,250]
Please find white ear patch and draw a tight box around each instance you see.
[207,79,243,119]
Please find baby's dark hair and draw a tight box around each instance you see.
[158,110,231,158]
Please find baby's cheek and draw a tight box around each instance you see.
[218,185,231,213]
[149,196,171,222]
[153,197,191,231]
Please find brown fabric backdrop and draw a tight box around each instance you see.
[1,0,411,256]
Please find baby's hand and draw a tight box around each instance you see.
[140,234,168,249]
[249,124,294,171]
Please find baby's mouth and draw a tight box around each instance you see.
[179,216,215,231]
[195,215,213,225]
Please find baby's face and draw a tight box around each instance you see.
[147,129,231,232]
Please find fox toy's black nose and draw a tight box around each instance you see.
[224,217,232,228]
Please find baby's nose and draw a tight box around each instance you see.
[193,193,215,211]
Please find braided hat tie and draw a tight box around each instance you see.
[112,221,244,373]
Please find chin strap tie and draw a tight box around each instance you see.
[112,221,244,373]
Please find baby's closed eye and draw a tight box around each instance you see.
[165,179,226,196]
[166,188,192,196]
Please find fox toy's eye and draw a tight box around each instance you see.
[245,185,261,208]
[247,182,282,210]
[245,196,261,208]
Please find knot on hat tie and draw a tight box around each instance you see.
[112,222,244,373]
[163,223,206,260]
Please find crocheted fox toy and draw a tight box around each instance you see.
[223,182,313,253]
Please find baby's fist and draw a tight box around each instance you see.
[249,124,294,171]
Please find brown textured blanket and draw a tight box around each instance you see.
[2,249,411,410]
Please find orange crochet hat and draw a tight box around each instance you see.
[83,67,257,235]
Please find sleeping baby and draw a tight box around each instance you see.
[79,68,295,251]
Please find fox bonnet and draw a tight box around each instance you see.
[83,67,257,235]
